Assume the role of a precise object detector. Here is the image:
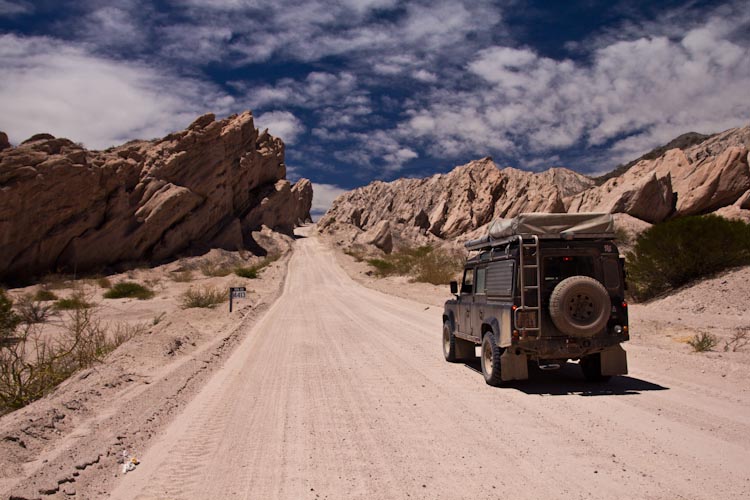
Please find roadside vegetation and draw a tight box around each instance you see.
[234,255,279,279]
[0,289,147,414]
[103,281,155,300]
[364,245,463,285]
[179,286,226,309]
[626,215,750,301]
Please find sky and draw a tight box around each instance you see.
[1,0,749,217]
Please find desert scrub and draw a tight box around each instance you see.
[724,327,749,352]
[626,215,750,300]
[687,331,719,352]
[180,286,226,309]
[55,291,93,310]
[234,255,279,279]
[171,270,194,282]
[103,282,155,300]
[97,277,112,288]
[33,288,58,301]
[15,294,55,324]
[200,262,232,277]
[0,299,147,413]
[366,245,463,285]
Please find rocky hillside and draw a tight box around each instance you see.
[319,124,750,251]
[0,112,312,283]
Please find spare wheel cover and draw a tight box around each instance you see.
[549,276,609,337]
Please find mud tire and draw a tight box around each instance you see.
[549,276,610,337]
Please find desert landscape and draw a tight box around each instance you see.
[2,1,750,498]
[1,111,750,499]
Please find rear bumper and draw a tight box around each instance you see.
[514,334,628,360]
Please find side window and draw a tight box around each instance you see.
[461,268,474,294]
[475,267,487,295]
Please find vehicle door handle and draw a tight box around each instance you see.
[479,309,484,319]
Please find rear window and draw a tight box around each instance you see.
[543,256,596,288]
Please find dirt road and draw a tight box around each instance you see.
[110,234,750,500]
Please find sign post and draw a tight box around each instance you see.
[229,286,246,312]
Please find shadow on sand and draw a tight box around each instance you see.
[463,359,669,396]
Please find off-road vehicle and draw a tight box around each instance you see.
[443,213,629,385]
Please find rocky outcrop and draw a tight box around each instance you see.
[318,158,593,250]
[0,132,10,152]
[0,112,312,283]
[320,124,750,252]
[569,126,750,222]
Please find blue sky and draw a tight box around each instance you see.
[1,0,749,216]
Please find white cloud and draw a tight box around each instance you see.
[310,182,348,219]
[0,34,233,148]
[255,110,304,143]
[0,0,31,16]
[399,11,750,163]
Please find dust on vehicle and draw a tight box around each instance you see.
[443,213,629,386]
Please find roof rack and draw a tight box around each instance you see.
[464,212,616,252]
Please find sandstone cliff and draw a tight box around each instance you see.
[0,112,312,283]
[318,158,593,249]
[319,124,750,251]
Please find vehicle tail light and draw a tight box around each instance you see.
[516,311,537,329]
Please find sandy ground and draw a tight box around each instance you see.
[0,248,290,499]
[3,228,750,499]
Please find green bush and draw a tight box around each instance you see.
[34,289,58,301]
[234,255,279,279]
[0,290,20,338]
[103,282,155,300]
[626,215,750,300]
[55,293,93,310]
[234,267,258,279]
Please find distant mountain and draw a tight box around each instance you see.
[0,112,313,283]
[319,125,750,252]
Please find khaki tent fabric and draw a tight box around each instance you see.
[487,213,614,239]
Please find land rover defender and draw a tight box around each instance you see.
[442,213,629,386]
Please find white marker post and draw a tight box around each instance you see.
[229,286,246,312]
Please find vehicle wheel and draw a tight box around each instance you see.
[443,321,459,362]
[481,332,503,386]
[549,276,610,337]
[580,353,612,383]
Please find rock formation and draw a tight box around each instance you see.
[320,124,750,252]
[318,158,593,250]
[0,112,312,283]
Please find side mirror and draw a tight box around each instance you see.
[450,281,458,294]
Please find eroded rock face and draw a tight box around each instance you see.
[0,132,10,152]
[318,158,593,249]
[319,124,750,252]
[0,112,312,283]
[569,126,750,222]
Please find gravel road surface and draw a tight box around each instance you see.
[110,233,750,500]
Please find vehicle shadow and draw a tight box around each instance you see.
[463,359,669,396]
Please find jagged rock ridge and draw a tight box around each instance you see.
[0,111,312,282]
[320,124,750,250]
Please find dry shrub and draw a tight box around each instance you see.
[199,262,232,277]
[171,270,194,282]
[366,245,463,285]
[687,331,719,352]
[724,327,750,352]
[234,254,279,279]
[180,286,226,309]
[15,294,55,324]
[0,293,147,414]
[97,277,113,288]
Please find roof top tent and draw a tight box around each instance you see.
[464,213,616,252]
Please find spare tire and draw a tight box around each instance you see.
[549,276,609,337]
